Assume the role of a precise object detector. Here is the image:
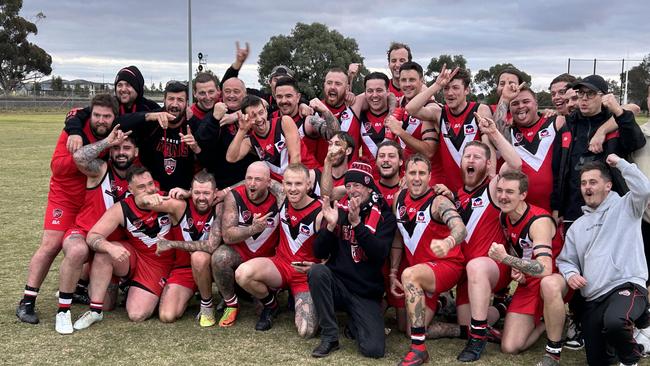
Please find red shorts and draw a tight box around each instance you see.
[64,228,87,242]
[43,199,80,231]
[122,241,173,297]
[269,256,309,295]
[421,260,464,311]
[384,257,408,309]
[166,267,197,292]
[456,259,512,306]
[508,276,543,320]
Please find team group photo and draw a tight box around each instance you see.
[2,1,650,365]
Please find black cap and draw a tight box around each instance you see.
[114,66,145,101]
[269,65,294,79]
[572,74,608,94]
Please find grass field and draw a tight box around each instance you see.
[1,112,649,365]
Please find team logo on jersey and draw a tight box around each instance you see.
[186,217,194,228]
[364,122,372,132]
[241,210,252,222]
[351,244,364,263]
[299,223,311,236]
[471,197,484,208]
[408,115,418,125]
[133,219,143,230]
[159,216,170,226]
[164,158,176,175]
[266,217,275,228]
[52,208,63,219]
[275,140,286,151]
[518,237,532,249]
[416,211,426,223]
[464,124,476,135]
[341,111,349,120]
[618,289,631,296]
[203,223,211,233]
[514,132,524,143]
[398,205,407,218]
[539,129,551,138]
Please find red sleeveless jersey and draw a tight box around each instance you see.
[170,199,216,268]
[378,181,400,207]
[359,110,390,167]
[230,185,280,259]
[395,189,464,266]
[455,179,505,262]
[396,96,429,161]
[272,111,321,167]
[75,163,129,239]
[120,195,174,265]
[499,204,562,265]
[276,198,321,263]
[509,116,557,211]
[389,79,403,98]
[250,115,319,181]
[438,102,482,192]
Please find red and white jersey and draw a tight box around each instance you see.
[396,97,431,161]
[276,198,321,263]
[378,181,400,207]
[509,116,557,211]
[395,189,464,266]
[120,195,174,264]
[389,79,403,98]
[359,110,390,167]
[439,102,482,192]
[499,204,562,264]
[455,179,505,262]
[273,111,321,163]
[170,199,216,267]
[75,163,129,238]
[249,115,319,181]
[231,185,280,258]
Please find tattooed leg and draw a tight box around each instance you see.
[426,321,461,339]
[212,246,243,300]
[294,291,318,338]
[401,264,437,330]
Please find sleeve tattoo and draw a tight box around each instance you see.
[435,197,466,246]
[309,111,339,140]
[221,193,259,244]
[157,204,223,254]
[268,180,286,206]
[500,255,545,276]
[73,138,110,174]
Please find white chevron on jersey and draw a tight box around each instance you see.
[396,202,432,256]
[463,188,490,243]
[179,214,213,242]
[241,208,279,253]
[511,126,556,171]
[338,107,355,132]
[440,116,479,166]
[280,204,317,255]
[125,215,171,248]
[254,134,288,176]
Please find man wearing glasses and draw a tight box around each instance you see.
[551,74,645,234]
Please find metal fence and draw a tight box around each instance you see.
[0,95,164,111]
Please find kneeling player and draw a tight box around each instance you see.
[235,163,323,338]
[471,171,562,362]
[390,155,467,365]
[212,162,279,327]
[155,170,223,326]
[73,166,184,329]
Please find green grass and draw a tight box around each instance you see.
[1,112,647,365]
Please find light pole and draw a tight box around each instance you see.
[187,0,193,105]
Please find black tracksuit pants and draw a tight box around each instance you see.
[308,264,385,358]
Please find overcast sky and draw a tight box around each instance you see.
[21,0,649,92]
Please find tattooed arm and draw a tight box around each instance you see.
[86,204,130,263]
[306,98,340,140]
[433,195,467,245]
[156,202,224,255]
[268,180,286,207]
[488,217,555,277]
[220,191,269,244]
[73,124,131,180]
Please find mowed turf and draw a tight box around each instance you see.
[2,112,647,366]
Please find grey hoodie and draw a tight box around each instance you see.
[557,159,650,301]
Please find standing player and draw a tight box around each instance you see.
[406,66,493,192]
[154,171,223,326]
[320,132,356,199]
[72,166,185,329]
[465,170,561,362]
[54,125,136,334]
[226,95,321,181]
[235,164,324,338]
[211,162,280,328]
[390,155,468,365]
[386,42,412,98]
[17,94,115,325]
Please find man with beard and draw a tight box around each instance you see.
[54,125,137,334]
[406,67,493,192]
[490,68,524,125]
[320,132,356,198]
[385,62,438,161]
[391,155,467,365]
[211,162,280,328]
[17,94,116,325]
[72,166,186,329]
[386,42,412,98]
[550,74,577,117]
[118,81,202,192]
[64,66,161,153]
[235,164,324,337]
[226,95,321,182]
[155,171,223,326]
[309,161,397,358]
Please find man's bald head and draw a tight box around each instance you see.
[244,161,271,202]
[223,77,247,111]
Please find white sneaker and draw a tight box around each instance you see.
[55,310,73,334]
[634,326,650,357]
[73,310,103,330]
